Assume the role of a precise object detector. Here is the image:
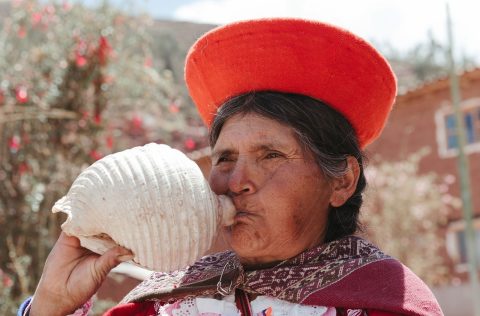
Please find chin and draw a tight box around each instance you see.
[223,224,263,259]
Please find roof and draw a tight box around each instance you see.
[395,67,480,104]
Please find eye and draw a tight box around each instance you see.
[214,154,232,165]
[264,151,283,159]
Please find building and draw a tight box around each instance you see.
[367,67,480,315]
[369,68,480,272]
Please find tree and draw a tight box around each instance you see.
[0,1,199,312]
[378,31,477,93]
[362,149,461,286]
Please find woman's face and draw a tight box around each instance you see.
[209,113,334,266]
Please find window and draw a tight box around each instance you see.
[446,219,480,271]
[455,229,480,265]
[436,98,480,158]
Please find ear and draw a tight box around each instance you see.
[329,156,360,207]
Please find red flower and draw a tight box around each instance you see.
[9,135,21,152]
[75,53,87,67]
[17,26,27,38]
[131,115,143,129]
[184,138,196,151]
[31,12,43,25]
[89,150,102,161]
[106,135,114,149]
[97,36,112,66]
[93,112,102,124]
[144,57,153,68]
[81,110,89,120]
[74,39,88,67]
[2,272,13,288]
[169,103,180,113]
[15,86,28,104]
[19,162,29,175]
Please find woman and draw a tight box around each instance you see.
[20,18,443,315]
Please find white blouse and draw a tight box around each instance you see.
[155,294,337,316]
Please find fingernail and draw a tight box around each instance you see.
[118,254,134,262]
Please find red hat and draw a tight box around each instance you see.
[185,18,397,148]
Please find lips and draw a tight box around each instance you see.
[233,209,258,224]
[235,210,250,218]
[231,198,257,220]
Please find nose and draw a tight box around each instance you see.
[227,157,255,196]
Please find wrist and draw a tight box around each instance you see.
[30,295,72,316]
[30,295,93,316]
[18,297,32,316]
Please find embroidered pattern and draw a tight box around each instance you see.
[242,237,388,303]
[346,309,367,316]
[122,236,389,306]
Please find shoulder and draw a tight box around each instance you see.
[303,251,443,316]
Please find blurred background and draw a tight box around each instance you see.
[0,0,478,315]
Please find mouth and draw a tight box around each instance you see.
[235,210,250,218]
[233,209,256,222]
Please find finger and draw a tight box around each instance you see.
[58,232,81,247]
[92,246,134,283]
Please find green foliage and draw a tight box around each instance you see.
[378,31,477,93]
[0,0,202,309]
[0,267,19,315]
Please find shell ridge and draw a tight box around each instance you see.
[54,143,224,272]
[122,147,149,268]
[184,163,198,267]
[136,147,159,270]
[185,168,206,264]
[64,171,105,235]
[109,152,137,259]
[156,145,175,271]
[173,150,194,268]
[144,145,170,271]
[90,160,118,236]
[175,147,206,268]
[167,148,186,270]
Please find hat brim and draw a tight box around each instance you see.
[185,18,397,148]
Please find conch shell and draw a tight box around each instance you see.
[53,143,235,272]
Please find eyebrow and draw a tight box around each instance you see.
[211,141,290,160]
[211,149,234,161]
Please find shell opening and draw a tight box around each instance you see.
[217,195,235,227]
[76,232,123,256]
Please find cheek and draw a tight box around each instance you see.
[274,198,307,233]
[266,173,329,229]
[208,169,229,195]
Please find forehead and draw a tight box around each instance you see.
[214,113,299,149]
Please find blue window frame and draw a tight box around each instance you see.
[444,107,480,149]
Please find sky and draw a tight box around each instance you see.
[79,0,479,61]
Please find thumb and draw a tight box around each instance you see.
[92,247,134,284]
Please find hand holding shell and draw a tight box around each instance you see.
[53,143,235,272]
